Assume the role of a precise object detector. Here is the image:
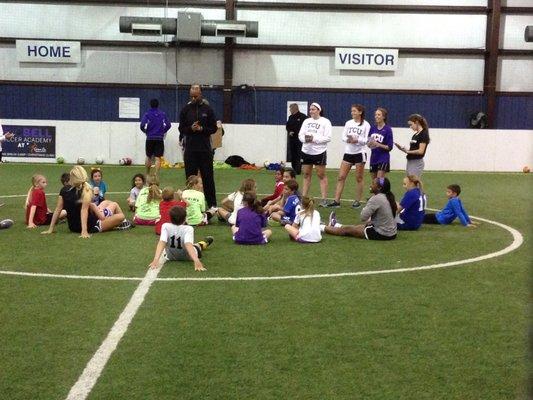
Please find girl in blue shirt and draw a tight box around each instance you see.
[90,168,108,206]
[397,175,426,231]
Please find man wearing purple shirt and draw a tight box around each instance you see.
[140,98,171,176]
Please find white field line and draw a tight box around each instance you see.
[0,213,524,282]
[65,266,161,400]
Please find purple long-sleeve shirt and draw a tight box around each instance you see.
[140,108,171,141]
[369,124,394,165]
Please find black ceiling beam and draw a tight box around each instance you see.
[223,0,236,123]
[484,0,501,128]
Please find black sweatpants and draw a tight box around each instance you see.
[184,150,217,208]
[287,139,302,175]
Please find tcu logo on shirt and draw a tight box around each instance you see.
[307,122,321,129]
[371,133,384,143]
[347,127,361,135]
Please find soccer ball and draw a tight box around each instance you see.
[263,160,270,168]
[77,157,85,165]
[95,156,104,165]
[56,156,65,164]
[119,157,132,166]
[523,166,531,173]
[0,219,14,229]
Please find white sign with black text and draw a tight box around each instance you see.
[335,48,399,71]
[16,40,81,64]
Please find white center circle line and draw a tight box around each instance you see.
[0,213,523,282]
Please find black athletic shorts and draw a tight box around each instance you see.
[301,151,327,166]
[343,153,367,165]
[146,140,165,158]
[364,224,396,240]
[369,162,390,173]
[423,213,440,224]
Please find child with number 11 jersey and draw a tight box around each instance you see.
[149,206,213,271]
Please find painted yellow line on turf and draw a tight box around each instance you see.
[65,265,161,400]
[0,213,524,282]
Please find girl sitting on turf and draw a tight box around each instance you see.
[396,175,426,231]
[127,173,146,212]
[43,166,130,238]
[231,192,272,245]
[217,178,256,225]
[269,179,301,225]
[134,174,161,226]
[260,168,285,207]
[423,184,478,228]
[90,167,107,206]
[264,168,297,215]
[322,177,397,240]
[182,175,214,226]
[155,187,187,235]
[25,174,66,228]
[284,196,322,243]
[149,206,213,271]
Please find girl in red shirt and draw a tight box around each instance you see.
[155,187,187,235]
[25,174,66,228]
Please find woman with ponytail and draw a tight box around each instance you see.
[394,113,430,177]
[321,177,397,240]
[43,166,129,238]
[397,175,426,231]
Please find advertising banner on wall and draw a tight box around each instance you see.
[1,125,56,158]
[335,48,399,71]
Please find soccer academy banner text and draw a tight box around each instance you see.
[2,125,56,158]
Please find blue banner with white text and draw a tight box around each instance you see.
[1,125,56,158]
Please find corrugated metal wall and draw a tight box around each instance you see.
[0,84,530,129]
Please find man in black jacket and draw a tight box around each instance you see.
[286,103,307,175]
[178,84,218,208]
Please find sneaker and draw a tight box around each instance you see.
[204,236,214,247]
[326,200,341,208]
[207,206,218,214]
[351,201,361,208]
[328,211,337,227]
[318,199,328,208]
[116,219,133,230]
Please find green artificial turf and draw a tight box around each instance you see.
[0,163,530,399]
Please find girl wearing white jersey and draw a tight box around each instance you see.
[298,102,332,207]
[327,104,370,209]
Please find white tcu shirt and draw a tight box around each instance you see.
[342,119,371,155]
[298,116,332,155]
[160,223,194,260]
